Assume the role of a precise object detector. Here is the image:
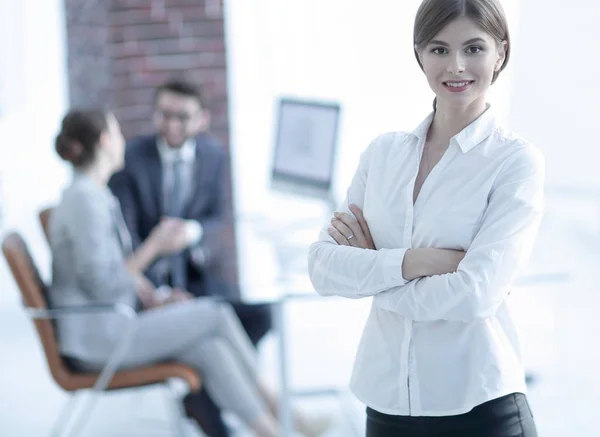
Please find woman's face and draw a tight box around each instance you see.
[417,16,507,110]
[102,113,126,171]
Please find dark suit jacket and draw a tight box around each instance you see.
[108,133,229,293]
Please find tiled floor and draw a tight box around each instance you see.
[1,197,599,436]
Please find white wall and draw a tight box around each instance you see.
[226,0,520,215]
[507,0,600,191]
[0,0,70,309]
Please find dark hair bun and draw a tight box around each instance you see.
[55,133,84,164]
[54,109,108,167]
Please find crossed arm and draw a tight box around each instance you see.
[308,146,545,323]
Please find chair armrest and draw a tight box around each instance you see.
[26,303,137,393]
[27,303,137,321]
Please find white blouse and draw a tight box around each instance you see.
[308,107,545,416]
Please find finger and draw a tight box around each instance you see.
[174,289,189,299]
[349,204,374,248]
[333,213,362,246]
[335,212,364,238]
[331,218,358,247]
[328,227,350,246]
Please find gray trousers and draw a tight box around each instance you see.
[79,298,268,423]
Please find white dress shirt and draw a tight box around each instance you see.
[308,106,545,416]
[156,138,205,269]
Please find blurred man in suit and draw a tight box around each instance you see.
[109,79,272,437]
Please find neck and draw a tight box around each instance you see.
[80,159,114,187]
[163,135,195,149]
[428,97,489,146]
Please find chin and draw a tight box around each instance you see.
[437,91,482,108]
[166,138,186,148]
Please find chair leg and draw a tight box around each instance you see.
[48,390,104,437]
[62,319,134,436]
[61,390,103,437]
[164,382,191,437]
[49,393,81,437]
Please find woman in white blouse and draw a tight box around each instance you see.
[308,0,543,436]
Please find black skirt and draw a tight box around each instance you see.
[366,392,537,437]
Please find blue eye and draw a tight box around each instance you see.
[431,47,448,55]
[467,46,483,54]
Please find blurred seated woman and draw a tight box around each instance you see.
[49,109,329,437]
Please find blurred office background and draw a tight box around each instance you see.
[0,0,599,436]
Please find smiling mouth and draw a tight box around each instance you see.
[443,80,474,89]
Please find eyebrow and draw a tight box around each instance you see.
[427,37,487,46]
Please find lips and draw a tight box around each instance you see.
[443,80,474,92]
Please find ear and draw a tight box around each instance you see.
[414,43,424,65]
[495,40,508,71]
[98,130,111,150]
[199,110,211,131]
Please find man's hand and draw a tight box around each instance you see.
[328,204,376,249]
[147,217,189,256]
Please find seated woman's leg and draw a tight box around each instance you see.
[140,299,278,435]
[72,297,231,369]
[209,302,260,378]
[75,298,328,437]
[179,300,331,437]
[188,274,274,347]
[125,299,261,391]
[177,337,278,437]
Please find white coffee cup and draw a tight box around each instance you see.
[184,220,203,246]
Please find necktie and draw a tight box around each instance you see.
[168,156,185,217]
[167,155,187,289]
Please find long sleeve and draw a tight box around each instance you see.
[308,134,410,299]
[66,190,137,302]
[374,145,545,322]
[108,168,142,249]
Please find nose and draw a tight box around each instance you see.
[166,117,183,133]
[446,52,465,75]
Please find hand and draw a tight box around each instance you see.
[147,217,188,256]
[423,248,466,276]
[164,288,194,304]
[402,248,466,281]
[328,204,376,249]
[439,249,466,274]
[134,274,162,309]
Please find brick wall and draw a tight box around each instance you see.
[64,0,239,293]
